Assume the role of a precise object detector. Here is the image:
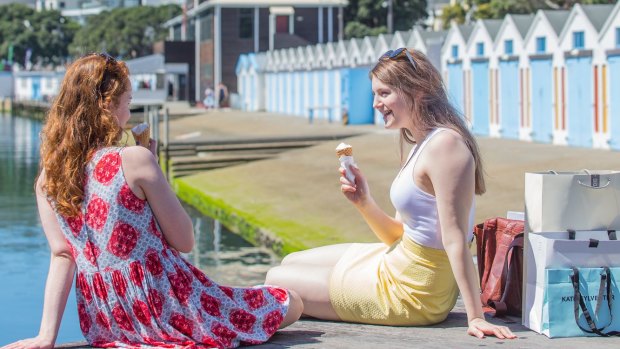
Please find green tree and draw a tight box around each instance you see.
[70,5,181,59]
[0,4,77,68]
[441,0,617,25]
[344,0,428,39]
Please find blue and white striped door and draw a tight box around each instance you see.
[32,77,41,101]
[281,73,288,114]
[566,56,593,148]
[294,72,302,116]
[447,63,464,115]
[471,61,490,136]
[608,55,620,150]
[328,70,335,122]
[314,70,323,118]
[530,58,553,143]
[266,74,273,112]
[499,60,520,139]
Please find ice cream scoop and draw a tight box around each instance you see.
[335,142,356,184]
[131,122,150,147]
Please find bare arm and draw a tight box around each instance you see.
[2,174,76,349]
[425,132,515,339]
[121,145,194,253]
[340,165,404,245]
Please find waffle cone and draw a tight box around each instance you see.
[336,147,353,157]
[131,124,150,147]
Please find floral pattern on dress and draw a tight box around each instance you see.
[55,147,289,349]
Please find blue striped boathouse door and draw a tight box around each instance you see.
[566,56,593,147]
[608,54,620,150]
[530,57,553,143]
[471,60,490,136]
[499,59,520,139]
[447,62,464,115]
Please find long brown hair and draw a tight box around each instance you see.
[39,54,130,217]
[370,49,486,195]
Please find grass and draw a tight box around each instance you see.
[173,176,345,256]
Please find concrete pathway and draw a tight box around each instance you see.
[165,109,620,254]
[56,299,619,348]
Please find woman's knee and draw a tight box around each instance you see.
[280,289,304,328]
[265,266,285,285]
[280,250,304,265]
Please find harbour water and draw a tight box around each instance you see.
[0,114,279,345]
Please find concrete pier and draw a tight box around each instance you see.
[53,106,620,348]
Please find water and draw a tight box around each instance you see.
[0,114,279,345]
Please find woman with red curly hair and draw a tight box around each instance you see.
[2,54,302,349]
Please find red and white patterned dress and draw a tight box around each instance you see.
[56,147,289,349]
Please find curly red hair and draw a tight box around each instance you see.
[39,54,130,217]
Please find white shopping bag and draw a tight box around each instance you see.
[523,230,620,334]
[524,171,620,233]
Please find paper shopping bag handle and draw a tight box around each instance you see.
[577,176,611,189]
[570,267,619,336]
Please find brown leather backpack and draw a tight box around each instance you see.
[473,217,524,317]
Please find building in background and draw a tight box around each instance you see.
[35,0,182,24]
[164,0,347,106]
[0,0,36,7]
[425,0,451,31]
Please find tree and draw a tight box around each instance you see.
[0,4,77,68]
[344,0,428,39]
[70,5,181,59]
[440,0,617,28]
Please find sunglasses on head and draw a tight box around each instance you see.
[380,48,417,71]
[85,52,117,93]
[99,52,116,64]
[88,52,116,65]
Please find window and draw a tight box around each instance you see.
[239,8,253,39]
[616,28,620,48]
[276,15,289,33]
[451,45,458,59]
[573,31,585,49]
[504,39,513,55]
[200,13,213,41]
[173,25,182,41]
[187,20,195,41]
[476,42,484,56]
[536,37,546,53]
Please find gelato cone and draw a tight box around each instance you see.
[335,143,353,157]
[335,143,356,184]
[131,123,150,147]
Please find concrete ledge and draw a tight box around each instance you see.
[55,299,620,348]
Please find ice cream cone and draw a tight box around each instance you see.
[335,143,353,157]
[131,123,150,147]
[335,143,356,184]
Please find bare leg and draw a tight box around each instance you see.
[266,264,340,321]
[279,289,304,328]
[281,243,353,267]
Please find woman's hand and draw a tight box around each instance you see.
[147,139,158,161]
[467,318,517,339]
[1,336,54,349]
[339,164,369,206]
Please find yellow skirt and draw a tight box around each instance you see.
[329,234,459,326]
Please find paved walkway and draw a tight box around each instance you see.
[57,299,618,348]
[164,108,620,253]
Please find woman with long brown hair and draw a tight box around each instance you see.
[2,54,302,349]
[266,48,515,339]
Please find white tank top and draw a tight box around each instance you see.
[389,128,475,250]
